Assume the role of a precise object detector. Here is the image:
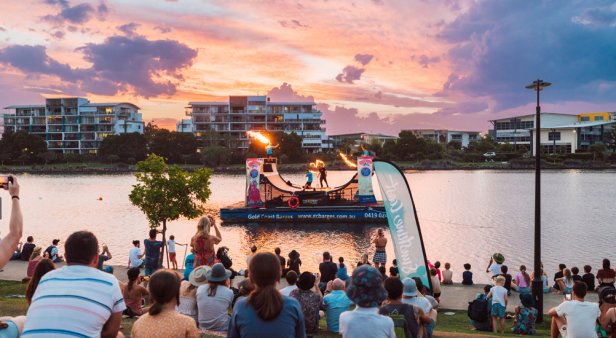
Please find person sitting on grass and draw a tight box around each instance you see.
[402,278,435,337]
[582,265,595,291]
[339,265,395,338]
[462,263,473,285]
[121,267,149,318]
[380,277,426,338]
[131,269,200,338]
[26,247,43,278]
[600,306,616,338]
[430,268,441,301]
[25,258,55,305]
[183,248,195,281]
[0,316,26,338]
[22,230,126,338]
[228,252,305,338]
[323,278,353,334]
[486,275,508,334]
[290,271,323,334]
[233,278,255,310]
[180,265,209,324]
[512,293,537,335]
[279,270,298,296]
[469,285,493,332]
[442,262,453,285]
[197,262,233,331]
[549,281,600,338]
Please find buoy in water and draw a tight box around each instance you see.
[98,197,103,201]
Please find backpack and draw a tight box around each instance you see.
[44,245,54,258]
[468,297,489,322]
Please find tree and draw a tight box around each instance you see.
[99,133,147,163]
[37,151,58,165]
[149,129,199,163]
[395,131,428,160]
[277,132,305,163]
[201,145,230,167]
[0,131,47,164]
[589,143,607,161]
[129,154,212,268]
[107,154,120,165]
[447,140,462,150]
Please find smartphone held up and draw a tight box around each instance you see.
[0,176,13,190]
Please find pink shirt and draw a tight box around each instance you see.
[515,272,529,287]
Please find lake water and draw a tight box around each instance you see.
[1,170,615,283]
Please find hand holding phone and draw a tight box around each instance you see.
[0,176,13,190]
[565,293,572,301]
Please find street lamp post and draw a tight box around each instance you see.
[525,79,551,323]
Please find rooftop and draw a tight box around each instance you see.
[532,120,616,130]
[489,112,577,122]
[4,105,46,109]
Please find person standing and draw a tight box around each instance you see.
[317,164,329,188]
[144,229,163,276]
[549,281,600,338]
[372,229,387,268]
[266,144,279,158]
[167,235,179,270]
[191,215,222,268]
[304,168,313,190]
[487,275,508,334]
[0,175,22,269]
[22,231,125,338]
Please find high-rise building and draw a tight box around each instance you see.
[3,97,143,154]
[184,96,327,152]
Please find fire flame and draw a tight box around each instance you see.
[339,152,357,168]
[247,131,271,145]
[310,159,325,168]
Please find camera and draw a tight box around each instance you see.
[0,176,13,190]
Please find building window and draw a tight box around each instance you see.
[594,116,604,121]
[548,131,561,141]
[580,116,590,122]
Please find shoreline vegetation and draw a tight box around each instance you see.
[1,159,616,175]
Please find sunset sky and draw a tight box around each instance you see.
[1,0,615,134]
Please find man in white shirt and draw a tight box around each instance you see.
[128,240,144,268]
[22,231,126,338]
[549,281,600,338]
[339,265,394,338]
[279,270,298,296]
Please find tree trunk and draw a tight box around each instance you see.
[160,219,169,269]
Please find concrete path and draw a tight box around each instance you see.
[1,260,598,313]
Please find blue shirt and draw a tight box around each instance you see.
[337,266,349,280]
[463,271,473,285]
[228,296,306,338]
[323,290,353,333]
[306,171,313,183]
[144,238,162,269]
[183,253,195,280]
[266,146,274,155]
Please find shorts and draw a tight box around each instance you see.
[169,252,177,262]
[491,303,506,318]
[0,320,19,338]
[305,181,312,187]
[424,319,435,338]
[373,251,387,264]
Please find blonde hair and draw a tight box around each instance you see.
[196,216,212,236]
[495,275,506,285]
[30,246,42,260]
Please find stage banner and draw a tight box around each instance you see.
[245,158,264,208]
[373,159,431,289]
[357,156,377,204]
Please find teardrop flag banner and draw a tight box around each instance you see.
[373,159,431,289]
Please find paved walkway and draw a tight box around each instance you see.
[1,260,598,313]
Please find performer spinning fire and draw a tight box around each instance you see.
[317,163,329,188]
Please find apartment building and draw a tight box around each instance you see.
[3,97,143,154]
[185,96,327,152]
[406,129,480,148]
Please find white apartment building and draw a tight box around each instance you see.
[185,96,327,152]
[3,97,143,154]
[407,129,480,148]
[489,113,578,147]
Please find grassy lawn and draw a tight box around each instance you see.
[2,280,553,337]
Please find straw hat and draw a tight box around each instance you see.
[188,266,211,286]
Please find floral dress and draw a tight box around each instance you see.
[512,305,537,335]
[192,235,219,268]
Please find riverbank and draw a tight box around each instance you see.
[2,159,616,175]
[0,260,597,313]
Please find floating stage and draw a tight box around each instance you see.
[220,202,387,223]
[219,156,388,223]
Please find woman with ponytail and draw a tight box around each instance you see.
[512,265,532,294]
[228,252,306,338]
[131,270,200,338]
[121,267,149,317]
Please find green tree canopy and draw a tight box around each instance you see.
[98,133,147,163]
[149,129,199,163]
[129,154,212,266]
[0,131,47,165]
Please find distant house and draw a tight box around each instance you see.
[404,129,481,148]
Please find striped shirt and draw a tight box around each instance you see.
[22,264,126,337]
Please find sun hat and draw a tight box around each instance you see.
[297,272,316,291]
[205,263,231,282]
[346,265,387,307]
[402,277,418,297]
[493,253,505,264]
[188,265,211,286]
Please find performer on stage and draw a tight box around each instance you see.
[304,167,313,189]
[266,143,279,158]
[317,163,329,188]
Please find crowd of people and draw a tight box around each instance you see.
[1,175,616,338]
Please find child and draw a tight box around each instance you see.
[389,259,399,277]
[183,249,195,281]
[462,263,473,285]
[498,265,512,295]
[486,275,508,334]
[582,265,595,291]
[378,266,388,279]
[337,257,349,280]
[571,266,583,282]
[304,168,313,189]
[433,261,442,282]
[167,235,178,270]
[442,262,453,285]
[430,268,441,300]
